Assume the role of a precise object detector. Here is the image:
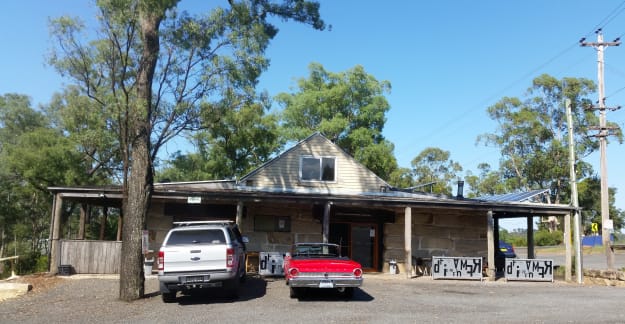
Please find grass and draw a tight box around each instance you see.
[531,245,608,255]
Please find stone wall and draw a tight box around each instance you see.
[383,209,487,274]
[146,201,171,252]
[240,203,321,254]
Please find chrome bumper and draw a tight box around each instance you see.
[288,276,363,288]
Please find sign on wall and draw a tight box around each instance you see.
[259,252,285,276]
[432,256,483,280]
[504,259,554,281]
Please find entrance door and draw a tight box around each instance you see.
[329,223,378,271]
[351,225,375,269]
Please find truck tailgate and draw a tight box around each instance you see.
[163,244,227,273]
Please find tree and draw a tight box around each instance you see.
[576,176,624,233]
[464,163,510,198]
[0,94,91,265]
[410,147,462,195]
[277,63,397,179]
[478,74,607,204]
[49,0,325,301]
[158,92,283,181]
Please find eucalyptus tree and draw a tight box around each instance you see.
[478,74,622,205]
[0,94,90,260]
[410,147,462,196]
[48,0,325,300]
[158,92,283,182]
[277,63,398,179]
[464,163,510,198]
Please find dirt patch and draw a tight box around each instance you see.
[5,273,64,295]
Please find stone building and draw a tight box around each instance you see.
[49,133,577,279]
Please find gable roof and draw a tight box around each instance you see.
[238,132,390,194]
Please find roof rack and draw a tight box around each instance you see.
[173,220,234,227]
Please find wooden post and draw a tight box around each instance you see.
[322,202,331,243]
[49,194,63,274]
[404,207,412,279]
[99,207,108,240]
[236,201,244,228]
[78,204,87,240]
[487,210,495,280]
[527,217,535,259]
[116,208,123,242]
[564,213,572,282]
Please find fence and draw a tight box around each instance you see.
[60,240,121,274]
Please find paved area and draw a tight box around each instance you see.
[1,273,624,323]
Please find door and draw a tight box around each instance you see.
[329,222,378,271]
[351,225,376,270]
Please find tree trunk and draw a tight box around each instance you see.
[118,3,164,302]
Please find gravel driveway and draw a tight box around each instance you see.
[1,273,624,324]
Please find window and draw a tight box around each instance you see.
[166,229,226,245]
[300,156,336,181]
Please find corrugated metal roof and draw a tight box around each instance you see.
[478,189,550,203]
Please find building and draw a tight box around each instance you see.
[48,133,578,279]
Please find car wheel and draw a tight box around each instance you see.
[161,291,177,303]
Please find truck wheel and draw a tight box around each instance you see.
[161,292,176,303]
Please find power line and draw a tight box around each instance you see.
[586,0,625,37]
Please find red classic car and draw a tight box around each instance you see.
[283,242,363,299]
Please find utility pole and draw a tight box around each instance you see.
[580,29,620,270]
[565,98,582,284]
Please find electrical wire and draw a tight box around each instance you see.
[585,0,625,37]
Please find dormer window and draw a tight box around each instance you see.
[300,156,336,182]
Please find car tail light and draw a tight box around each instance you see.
[289,268,299,277]
[158,251,164,271]
[353,268,363,277]
[226,248,234,268]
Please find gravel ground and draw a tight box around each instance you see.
[1,273,625,324]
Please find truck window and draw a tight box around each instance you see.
[166,229,226,245]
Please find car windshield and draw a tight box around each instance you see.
[293,244,340,258]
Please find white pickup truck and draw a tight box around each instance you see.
[157,221,248,302]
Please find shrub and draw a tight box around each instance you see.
[534,230,563,246]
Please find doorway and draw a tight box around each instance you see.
[329,222,378,271]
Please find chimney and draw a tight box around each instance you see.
[456,180,464,199]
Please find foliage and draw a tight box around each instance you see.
[465,163,510,198]
[276,63,397,180]
[410,147,462,195]
[576,176,625,233]
[534,229,564,246]
[499,228,527,247]
[48,0,325,300]
[477,74,601,204]
[158,93,284,181]
[0,93,98,263]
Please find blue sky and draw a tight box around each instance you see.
[2,1,625,230]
